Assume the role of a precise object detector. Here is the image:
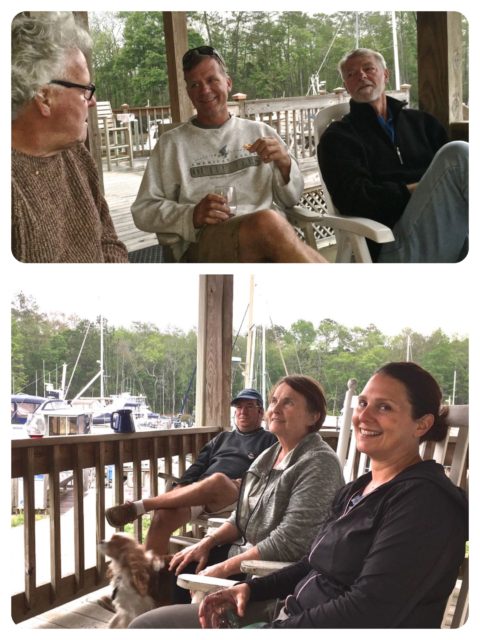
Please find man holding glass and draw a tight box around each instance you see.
[131,46,326,262]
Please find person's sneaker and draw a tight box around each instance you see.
[105,502,138,527]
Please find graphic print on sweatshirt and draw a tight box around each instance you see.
[190,144,261,178]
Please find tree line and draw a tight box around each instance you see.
[11,293,468,419]
[89,11,468,109]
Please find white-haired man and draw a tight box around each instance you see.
[318,48,468,263]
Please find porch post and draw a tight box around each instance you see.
[163,11,195,123]
[417,12,464,132]
[196,276,234,430]
[73,11,104,192]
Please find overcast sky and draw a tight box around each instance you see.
[10,266,469,338]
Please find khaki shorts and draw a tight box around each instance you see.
[181,215,244,263]
[190,501,237,521]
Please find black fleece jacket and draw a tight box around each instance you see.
[246,460,467,628]
[318,97,448,230]
[178,427,277,485]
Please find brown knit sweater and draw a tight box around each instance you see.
[12,143,128,262]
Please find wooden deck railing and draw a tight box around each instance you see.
[11,403,467,626]
[114,87,411,161]
[10,427,221,623]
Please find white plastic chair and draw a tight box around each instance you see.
[313,102,395,262]
[147,121,392,262]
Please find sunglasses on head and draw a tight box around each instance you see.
[182,46,226,71]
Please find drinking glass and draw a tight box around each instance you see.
[204,602,240,628]
[26,413,46,438]
[214,186,237,216]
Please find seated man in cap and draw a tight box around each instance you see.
[105,388,276,558]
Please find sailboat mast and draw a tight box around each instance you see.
[406,332,412,361]
[244,275,255,388]
[100,313,105,400]
[391,11,401,90]
[60,362,67,399]
[261,323,266,408]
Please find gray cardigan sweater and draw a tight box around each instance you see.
[226,432,344,562]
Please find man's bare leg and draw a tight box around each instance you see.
[142,473,240,513]
[238,210,328,263]
[105,473,240,531]
[144,506,192,556]
[143,474,240,555]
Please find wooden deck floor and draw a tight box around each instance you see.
[103,158,156,253]
[16,586,115,629]
[15,581,462,629]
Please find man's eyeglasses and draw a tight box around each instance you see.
[182,46,226,71]
[49,79,96,101]
[235,402,260,411]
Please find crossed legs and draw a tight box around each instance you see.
[237,210,327,262]
[106,473,240,556]
[192,209,327,262]
[378,141,469,263]
[143,473,240,555]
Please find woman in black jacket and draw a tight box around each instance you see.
[196,361,468,629]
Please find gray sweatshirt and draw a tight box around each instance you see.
[226,432,344,562]
[131,115,304,260]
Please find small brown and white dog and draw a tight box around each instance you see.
[99,533,173,628]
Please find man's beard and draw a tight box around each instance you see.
[353,83,384,104]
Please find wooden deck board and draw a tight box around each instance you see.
[103,159,159,253]
[16,581,464,629]
[17,587,114,629]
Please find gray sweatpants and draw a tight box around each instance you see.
[129,599,280,628]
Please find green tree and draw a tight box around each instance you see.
[12,293,468,418]
[89,11,467,107]
[92,12,169,107]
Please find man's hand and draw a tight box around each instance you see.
[193,194,232,228]
[246,137,291,182]
[406,182,418,193]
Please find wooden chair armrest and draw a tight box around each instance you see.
[240,559,292,577]
[157,471,181,492]
[206,517,228,528]
[157,472,181,481]
[169,535,202,548]
[177,573,237,598]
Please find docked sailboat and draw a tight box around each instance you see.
[91,392,160,431]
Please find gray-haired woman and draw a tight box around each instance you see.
[130,374,345,627]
